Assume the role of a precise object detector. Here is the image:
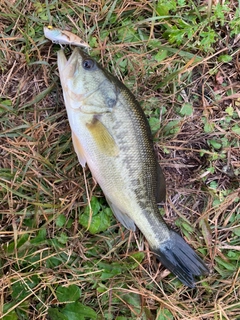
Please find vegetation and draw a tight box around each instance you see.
[0,0,239,319]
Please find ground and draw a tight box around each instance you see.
[0,1,239,319]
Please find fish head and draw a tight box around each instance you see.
[57,48,120,113]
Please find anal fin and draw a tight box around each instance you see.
[106,197,136,231]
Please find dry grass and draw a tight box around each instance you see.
[0,0,240,319]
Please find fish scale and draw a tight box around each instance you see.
[57,47,209,287]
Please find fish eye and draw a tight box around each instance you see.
[82,59,95,70]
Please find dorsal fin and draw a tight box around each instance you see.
[156,163,166,203]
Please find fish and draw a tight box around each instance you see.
[43,26,90,49]
[57,48,209,288]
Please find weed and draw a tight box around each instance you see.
[0,0,239,319]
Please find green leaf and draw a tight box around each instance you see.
[56,214,67,227]
[213,198,221,207]
[14,301,29,319]
[149,117,160,134]
[156,0,176,16]
[215,257,236,271]
[225,106,234,116]
[218,55,232,63]
[154,50,168,62]
[0,99,13,113]
[179,103,193,116]
[208,139,222,150]
[56,285,81,303]
[30,228,47,245]
[11,275,40,301]
[156,307,174,320]
[204,122,214,133]
[199,27,216,51]
[181,221,194,233]
[98,261,123,280]
[117,20,139,43]
[66,218,74,229]
[128,252,145,267]
[48,308,68,320]
[232,227,240,236]
[0,98,11,106]
[62,301,97,320]
[57,232,69,244]
[88,196,101,214]
[89,37,98,48]
[122,292,141,312]
[227,251,240,260]
[175,218,194,235]
[202,117,214,133]
[162,120,181,136]
[156,3,169,16]
[80,207,112,234]
[2,310,18,320]
[209,181,218,189]
[207,167,215,174]
[79,197,112,234]
[232,125,240,135]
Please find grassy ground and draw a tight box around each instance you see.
[0,0,240,319]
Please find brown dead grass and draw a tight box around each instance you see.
[0,0,240,319]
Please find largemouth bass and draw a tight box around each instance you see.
[57,48,209,287]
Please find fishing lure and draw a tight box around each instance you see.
[44,26,90,49]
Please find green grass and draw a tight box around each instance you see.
[0,0,240,319]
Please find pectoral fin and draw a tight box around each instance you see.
[72,131,87,167]
[106,198,136,231]
[86,118,119,157]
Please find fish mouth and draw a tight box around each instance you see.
[61,48,82,76]
[57,48,86,76]
[70,47,90,60]
[65,47,89,69]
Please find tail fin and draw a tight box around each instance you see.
[153,230,209,288]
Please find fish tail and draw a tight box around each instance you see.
[152,230,209,288]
